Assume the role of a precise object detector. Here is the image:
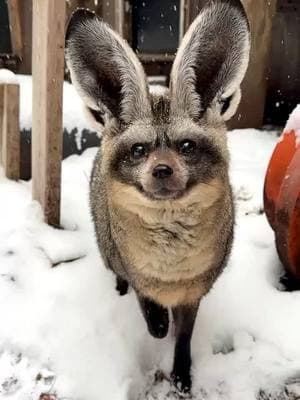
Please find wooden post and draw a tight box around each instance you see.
[229,0,277,129]
[32,0,65,226]
[102,0,124,35]
[7,0,23,59]
[183,0,277,129]
[17,0,33,74]
[1,83,20,180]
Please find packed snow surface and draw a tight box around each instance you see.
[1,85,300,399]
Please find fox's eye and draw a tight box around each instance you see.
[131,143,147,160]
[179,140,196,155]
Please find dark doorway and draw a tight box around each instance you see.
[132,0,180,54]
[0,0,12,54]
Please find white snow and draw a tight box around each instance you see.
[18,75,169,134]
[17,75,91,133]
[150,84,168,96]
[285,104,300,146]
[2,125,300,399]
[0,69,19,84]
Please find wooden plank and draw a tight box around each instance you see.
[2,83,20,180]
[102,0,124,35]
[7,0,23,58]
[17,0,32,74]
[230,0,278,129]
[183,0,277,129]
[32,0,65,226]
[264,0,299,126]
[183,0,193,33]
[123,0,132,45]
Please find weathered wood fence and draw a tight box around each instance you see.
[31,0,65,226]
[1,0,65,226]
[0,80,20,180]
[0,0,278,227]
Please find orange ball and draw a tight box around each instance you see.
[264,123,300,279]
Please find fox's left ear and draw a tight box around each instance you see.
[65,9,151,128]
[169,0,250,121]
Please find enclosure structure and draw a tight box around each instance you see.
[31,0,65,226]
[0,78,20,180]
[1,0,66,225]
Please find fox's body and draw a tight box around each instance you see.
[66,0,250,392]
[91,135,233,307]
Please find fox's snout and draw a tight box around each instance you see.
[141,150,188,199]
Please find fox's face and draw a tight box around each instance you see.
[65,1,250,202]
[107,103,227,200]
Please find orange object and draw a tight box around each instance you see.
[264,106,300,279]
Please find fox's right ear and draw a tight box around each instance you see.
[170,0,250,122]
[65,9,152,128]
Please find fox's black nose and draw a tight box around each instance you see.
[152,164,173,179]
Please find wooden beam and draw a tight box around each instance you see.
[7,0,23,58]
[102,0,124,35]
[229,0,278,129]
[183,0,193,34]
[1,83,20,180]
[17,0,33,74]
[32,0,65,226]
[182,0,277,129]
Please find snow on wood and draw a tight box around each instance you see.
[0,69,19,85]
[18,75,90,135]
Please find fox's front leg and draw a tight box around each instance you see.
[171,301,199,393]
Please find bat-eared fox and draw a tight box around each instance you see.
[65,0,250,392]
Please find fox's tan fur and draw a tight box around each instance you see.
[98,173,232,307]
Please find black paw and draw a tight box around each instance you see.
[171,368,191,394]
[280,272,300,292]
[139,297,169,339]
[147,307,169,339]
[116,276,129,296]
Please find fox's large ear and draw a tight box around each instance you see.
[65,9,151,127]
[170,0,250,121]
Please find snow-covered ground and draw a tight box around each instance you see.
[2,128,300,400]
[1,71,300,400]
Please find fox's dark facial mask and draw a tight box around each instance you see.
[110,118,224,200]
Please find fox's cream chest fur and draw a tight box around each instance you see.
[108,178,233,306]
